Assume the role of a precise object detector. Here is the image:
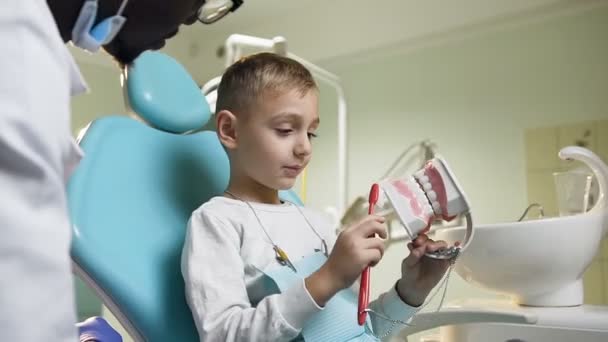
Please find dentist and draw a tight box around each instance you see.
[0,1,242,341]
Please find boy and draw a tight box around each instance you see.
[181,53,450,341]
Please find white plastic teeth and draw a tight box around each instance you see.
[432,201,442,215]
[412,181,433,216]
[423,203,433,216]
[413,170,440,216]
[413,181,425,199]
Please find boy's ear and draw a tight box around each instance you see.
[216,110,238,149]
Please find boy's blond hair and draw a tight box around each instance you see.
[216,52,317,115]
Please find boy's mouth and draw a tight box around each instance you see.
[283,165,303,177]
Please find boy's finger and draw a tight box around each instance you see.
[404,245,425,267]
[413,234,429,246]
[363,236,386,258]
[359,220,388,239]
[425,240,448,253]
[363,248,383,266]
[376,223,388,239]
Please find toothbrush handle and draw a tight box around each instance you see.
[358,183,379,325]
[358,267,370,325]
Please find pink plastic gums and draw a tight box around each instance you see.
[391,179,427,220]
[418,161,457,221]
[379,157,470,240]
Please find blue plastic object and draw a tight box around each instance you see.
[124,51,211,133]
[77,316,122,342]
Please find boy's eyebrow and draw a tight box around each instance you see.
[272,112,320,125]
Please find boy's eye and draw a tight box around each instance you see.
[275,128,293,135]
[307,132,318,139]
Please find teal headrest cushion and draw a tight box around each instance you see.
[124,51,211,133]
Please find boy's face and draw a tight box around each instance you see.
[231,88,319,191]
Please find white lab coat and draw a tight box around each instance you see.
[0,1,87,341]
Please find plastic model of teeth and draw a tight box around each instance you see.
[378,157,473,259]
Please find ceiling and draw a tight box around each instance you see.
[69,0,602,82]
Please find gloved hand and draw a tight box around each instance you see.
[76,316,122,342]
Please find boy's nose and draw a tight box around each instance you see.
[294,134,312,157]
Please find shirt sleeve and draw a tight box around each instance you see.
[181,209,323,342]
[324,211,419,340]
[368,283,419,339]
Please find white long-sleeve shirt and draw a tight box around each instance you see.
[181,196,417,342]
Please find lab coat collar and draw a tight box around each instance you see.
[63,47,89,96]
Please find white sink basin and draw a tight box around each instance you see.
[437,146,608,307]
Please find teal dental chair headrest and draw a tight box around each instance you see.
[123,51,211,133]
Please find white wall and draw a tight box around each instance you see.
[70,61,126,135]
[305,4,608,340]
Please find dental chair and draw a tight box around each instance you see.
[68,51,302,342]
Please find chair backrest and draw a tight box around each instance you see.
[68,51,301,342]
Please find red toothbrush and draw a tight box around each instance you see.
[358,183,380,325]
